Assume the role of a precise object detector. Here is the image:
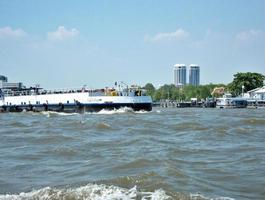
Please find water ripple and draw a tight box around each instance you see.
[0,108,264,199]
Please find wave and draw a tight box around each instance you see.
[41,111,78,117]
[27,107,150,116]
[0,183,236,200]
[190,193,235,200]
[0,184,171,200]
[86,107,148,115]
[135,110,150,114]
[96,122,111,129]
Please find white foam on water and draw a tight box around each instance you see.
[141,189,171,200]
[0,184,172,200]
[135,110,150,114]
[190,193,235,200]
[87,107,135,115]
[41,111,78,117]
[35,108,150,116]
[55,112,78,116]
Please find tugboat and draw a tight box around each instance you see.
[0,76,152,113]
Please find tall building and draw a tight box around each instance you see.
[174,64,186,87]
[189,64,200,86]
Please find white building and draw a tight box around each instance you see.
[189,64,200,86]
[243,86,265,100]
[174,64,186,87]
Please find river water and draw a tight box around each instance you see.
[0,108,264,200]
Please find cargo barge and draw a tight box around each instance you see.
[0,76,152,113]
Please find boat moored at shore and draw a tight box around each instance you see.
[216,93,247,109]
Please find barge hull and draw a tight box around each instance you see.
[0,102,152,113]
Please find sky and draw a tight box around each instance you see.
[0,0,265,89]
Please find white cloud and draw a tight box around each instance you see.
[236,29,263,41]
[0,26,27,38]
[145,28,189,42]
[47,26,79,41]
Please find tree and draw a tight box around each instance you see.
[199,85,212,99]
[143,82,227,101]
[153,90,161,101]
[144,83,156,98]
[228,72,265,96]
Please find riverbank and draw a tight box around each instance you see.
[156,99,265,109]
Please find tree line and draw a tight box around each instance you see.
[143,72,265,101]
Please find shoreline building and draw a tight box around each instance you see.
[189,64,200,86]
[173,64,186,87]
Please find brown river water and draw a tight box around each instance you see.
[0,107,264,199]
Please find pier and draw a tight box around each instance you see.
[156,99,215,108]
[155,99,265,108]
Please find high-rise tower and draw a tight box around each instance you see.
[174,64,186,87]
[189,64,200,86]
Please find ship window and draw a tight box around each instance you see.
[21,102,23,105]
[67,101,69,104]
[6,102,8,105]
[24,102,26,105]
[9,103,12,105]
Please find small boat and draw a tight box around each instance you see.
[216,93,247,109]
[0,81,152,113]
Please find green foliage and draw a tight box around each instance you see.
[181,84,225,101]
[152,84,178,100]
[153,89,161,100]
[228,72,265,96]
[151,83,226,101]
[144,83,156,97]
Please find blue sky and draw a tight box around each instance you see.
[0,0,264,89]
